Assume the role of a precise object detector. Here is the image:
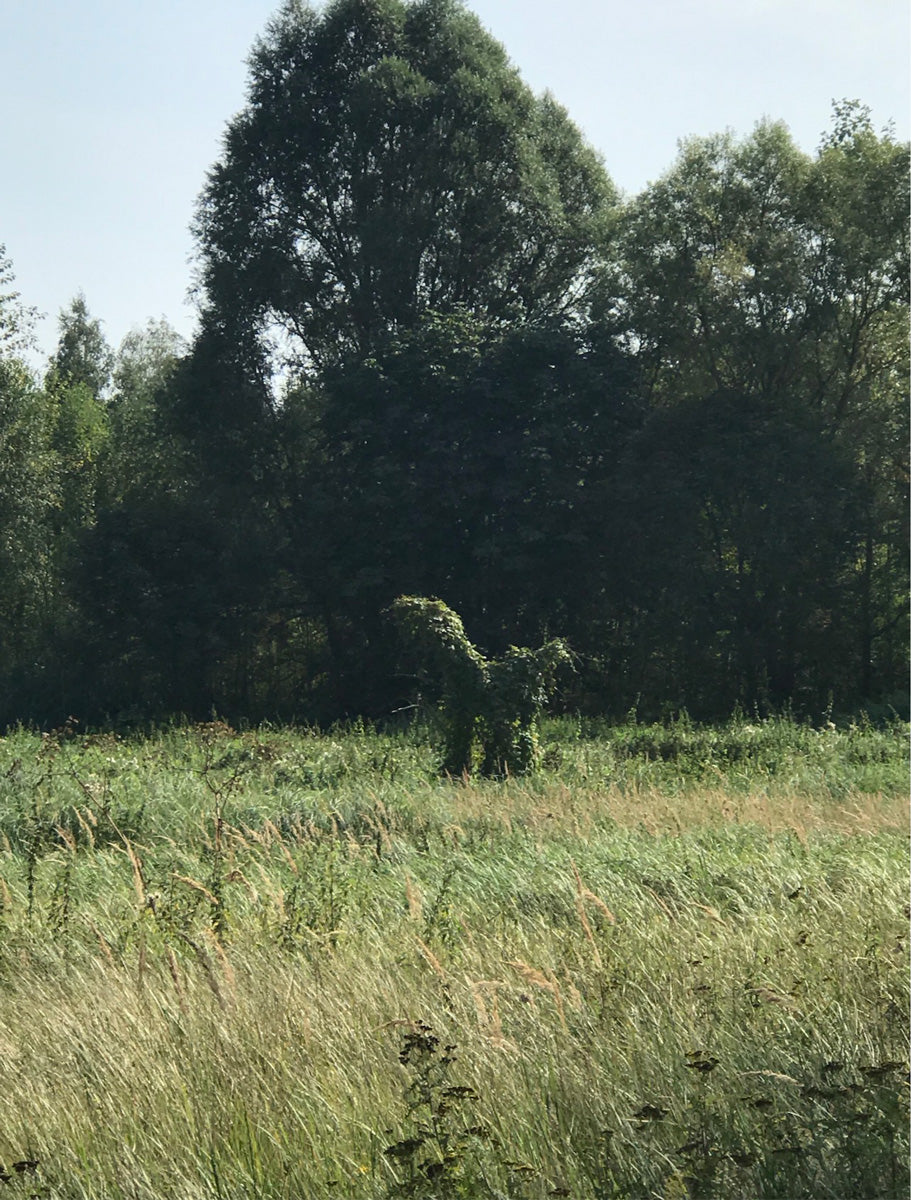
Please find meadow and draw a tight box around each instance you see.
[0,714,906,1199]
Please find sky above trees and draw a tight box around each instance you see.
[2,0,908,363]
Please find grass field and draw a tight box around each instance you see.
[0,714,907,1198]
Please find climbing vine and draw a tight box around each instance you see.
[388,597,570,777]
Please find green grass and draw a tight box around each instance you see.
[0,716,906,1198]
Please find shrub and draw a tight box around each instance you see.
[388,596,570,776]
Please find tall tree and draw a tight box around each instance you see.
[608,107,909,711]
[607,391,867,715]
[613,109,907,416]
[0,244,38,357]
[71,318,289,723]
[808,104,909,699]
[44,297,112,546]
[102,318,187,506]
[194,0,615,371]
[49,293,114,398]
[175,0,622,718]
[0,358,58,694]
[64,319,193,721]
[0,251,59,721]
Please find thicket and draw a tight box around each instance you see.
[0,0,907,730]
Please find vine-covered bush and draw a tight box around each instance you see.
[388,596,570,776]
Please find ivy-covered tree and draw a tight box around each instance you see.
[388,595,570,775]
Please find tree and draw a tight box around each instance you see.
[282,310,636,715]
[102,319,187,506]
[0,252,58,721]
[608,107,909,711]
[0,244,38,357]
[48,293,114,398]
[0,359,58,690]
[43,298,112,563]
[194,0,615,371]
[68,317,293,723]
[61,319,195,721]
[613,120,813,405]
[183,0,620,718]
[808,104,909,700]
[114,319,187,407]
[613,108,907,415]
[72,492,280,721]
[607,391,867,715]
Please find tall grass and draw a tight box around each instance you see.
[0,716,906,1198]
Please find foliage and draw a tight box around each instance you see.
[0,260,59,702]
[102,318,187,506]
[0,357,58,680]
[64,319,294,726]
[48,292,114,398]
[194,0,615,371]
[287,311,636,714]
[612,107,908,414]
[609,391,867,713]
[382,1023,506,1197]
[0,95,907,727]
[605,106,909,713]
[0,244,38,356]
[186,0,619,721]
[389,595,571,776]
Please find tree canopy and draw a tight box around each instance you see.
[604,107,909,712]
[194,0,616,371]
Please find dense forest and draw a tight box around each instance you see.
[1,0,908,729]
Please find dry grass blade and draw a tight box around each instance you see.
[404,871,423,921]
[692,903,725,925]
[414,937,446,979]
[122,838,146,905]
[171,873,219,904]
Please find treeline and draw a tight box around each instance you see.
[1,0,907,728]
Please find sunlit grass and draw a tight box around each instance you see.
[0,717,906,1197]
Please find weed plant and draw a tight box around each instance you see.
[0,715,906,1198]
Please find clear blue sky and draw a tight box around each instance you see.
[1,0,907,366]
